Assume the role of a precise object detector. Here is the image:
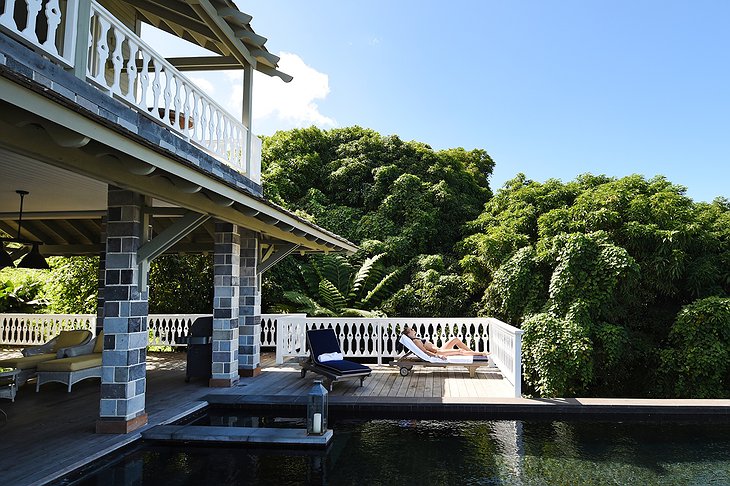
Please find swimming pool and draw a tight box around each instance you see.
[52,419,730,485]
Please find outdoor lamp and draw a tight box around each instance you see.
[18,243,50,270]
[0,190,50,270]
[0,246,14,270]
[307,379,328,435]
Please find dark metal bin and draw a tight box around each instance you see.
[185,316,212,382]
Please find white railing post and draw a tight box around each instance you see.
[487,318,523,398]
[513,328,523,398]
[275,315,286,365]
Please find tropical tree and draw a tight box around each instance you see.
[274,253,401,317]
[45,256,99,314]
[459,173,730,397]
[261,126,494,314]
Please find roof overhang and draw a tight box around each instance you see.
[125,0,292,81]
[0,71,356,258]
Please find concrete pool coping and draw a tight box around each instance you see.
[202,394,730,421]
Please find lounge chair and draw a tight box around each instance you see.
[300,328,372,391]
[0,329,93,386]
[391,334,495,377]
[35,332,104,392]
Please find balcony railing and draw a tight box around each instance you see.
[0,0,261,183]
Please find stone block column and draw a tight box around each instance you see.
[210,222,240,387]
[238,229,261,377]
[97,187,149,434]
[96,216,106,336]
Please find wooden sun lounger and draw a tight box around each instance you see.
[391,334,496,377]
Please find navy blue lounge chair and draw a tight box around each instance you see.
[300,328,372,391]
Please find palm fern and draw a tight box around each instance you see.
[284,253,401,317]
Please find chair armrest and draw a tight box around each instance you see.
[22,337,58,357]
[59,340,96,358]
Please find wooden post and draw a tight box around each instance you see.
[72,0,91,79]
[242,63,254,177]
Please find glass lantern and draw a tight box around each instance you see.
[307,379,328,435]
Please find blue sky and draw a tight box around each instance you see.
[148,1,729,202]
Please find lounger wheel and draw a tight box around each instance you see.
[400,367,410,377]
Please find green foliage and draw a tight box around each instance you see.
[659,297,730,398]
[461,173,730,397]
[274,253,398,317]
[521,305,594,397]
[482,246,546,323]
[45,256,99,314]
[0,278,46,313]
[148,255,213,314]
[384,254,477,317]
[261,126,494,317]
[262,126,493,266]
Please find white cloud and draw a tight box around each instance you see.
[226,52,336,130]
[189,77,215,96]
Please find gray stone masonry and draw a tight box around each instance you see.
[99,187,148,423]
[211,222,240,386]
[238,229,261,375]
[96,217,106,335]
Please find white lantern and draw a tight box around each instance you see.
[307,379,328,435]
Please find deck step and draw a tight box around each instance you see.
[142,424,332,447]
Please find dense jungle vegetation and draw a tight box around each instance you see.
[2,126,729,399]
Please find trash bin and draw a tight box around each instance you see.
[185,316,212,382]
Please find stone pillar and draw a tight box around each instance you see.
[238,229,261,377]
[95,216,106,335]
[210,221,240,387]
[96,187,149,434]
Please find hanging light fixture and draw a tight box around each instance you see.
[0,190,50,270]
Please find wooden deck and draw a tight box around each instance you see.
[0,347,513,486]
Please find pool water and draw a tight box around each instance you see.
[54,419,730,485]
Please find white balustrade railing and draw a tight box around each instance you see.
[86,2,257,181]
[0,0,79,67]
[275,317,491,364]
[0,313,96,346]
[0,312,524,397]
[487,318,523,397]
[1,313,303,349]
[0,0,261,183]
[274,315,523,398]
[147,314,210,347]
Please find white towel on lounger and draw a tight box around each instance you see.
[399,335,473,364]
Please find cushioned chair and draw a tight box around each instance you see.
[300,328,371,391]
[0,329,93,386]
[36,332,104,392]
[391,334,495,377]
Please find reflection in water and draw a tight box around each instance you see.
[56,420,730,485]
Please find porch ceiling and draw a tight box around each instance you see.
[124,0,292,81]
[0,148,353,257]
